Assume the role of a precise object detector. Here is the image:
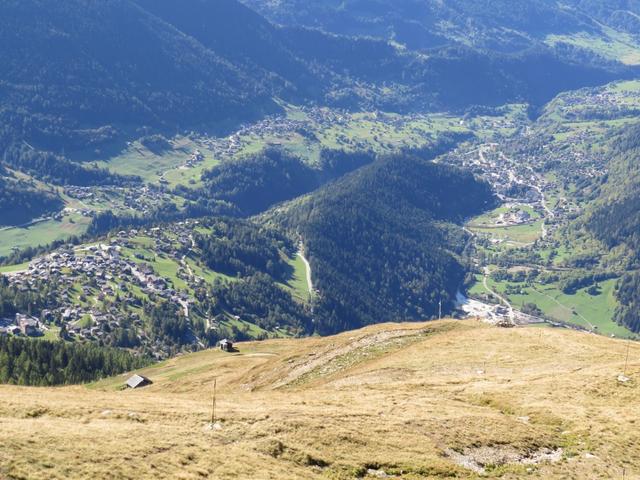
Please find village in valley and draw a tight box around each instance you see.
[439,82,640,337]
[2,80,640,352]
[1,220,238,358]
[0,208,315,358]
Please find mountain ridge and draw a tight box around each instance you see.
[1,319,637,479]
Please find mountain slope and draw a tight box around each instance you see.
[0,0,629,159]
[134,0,322,101]
[0,0,278,152]
[0,174,63,227]
[243,0,640,61]
[265,147,496,333]
[1,320,638,479]
[585,123,640,332]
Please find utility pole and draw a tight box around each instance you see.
[438,299,442,320]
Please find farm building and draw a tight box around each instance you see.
[219,339,233,352]
[125,374,152,389]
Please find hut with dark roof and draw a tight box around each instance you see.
[219,339,233,352]
[125,374,152,389]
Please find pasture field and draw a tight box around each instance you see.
[184,256,236,284]
[545,30,640,65]
[0,261,30,274]
[469,220,544,245]
[94,138,192,183]
[469,205,542,229]
[473,275,635,338]
[1,320,638,479]
[282,254,312,303]
[0,215,90,258]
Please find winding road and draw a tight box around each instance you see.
[482,267,515,324]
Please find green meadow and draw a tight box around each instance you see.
[0,215,90,258]
[473,275,635,338]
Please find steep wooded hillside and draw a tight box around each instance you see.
[266,147,496,333]
[0,0,278,152]
[586,123,640,331]
[0,175,63,227]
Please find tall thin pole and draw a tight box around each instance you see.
[624,342,631,377]
[439,299,442,320]
[211,378,217,424]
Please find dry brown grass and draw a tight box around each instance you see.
[1,320,639,479]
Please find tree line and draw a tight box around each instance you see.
[0,336,149,386]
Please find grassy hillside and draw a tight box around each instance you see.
[0,320,638,479]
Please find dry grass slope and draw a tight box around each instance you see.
[0,320,639,479]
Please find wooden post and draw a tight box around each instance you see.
[211,378,217,424]
[624,343,631,377]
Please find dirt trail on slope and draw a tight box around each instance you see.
[270,327,431,389]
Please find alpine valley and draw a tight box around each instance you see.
[0,1,639,478]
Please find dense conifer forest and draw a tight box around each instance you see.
[586,124,640,332]
[0,336,148,386]
[270,151,496,333]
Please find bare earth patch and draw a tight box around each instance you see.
[445,445,563,474]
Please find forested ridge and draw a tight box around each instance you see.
[0,0,276,154]
[209,274,312,336]
[0,176,63,227]
[586,123,640,332]
[195,218,294,280]
[268,149,496,334]
[2,145,137,187]
[194,217,312,336]
[196,148,375,216]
